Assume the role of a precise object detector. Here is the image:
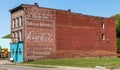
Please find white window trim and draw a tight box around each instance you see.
[12,20,15,28]
[19,17,22,26]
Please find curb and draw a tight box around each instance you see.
[19,64,110,70]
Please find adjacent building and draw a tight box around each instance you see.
[0,38,10,58]
[10,3,117,62]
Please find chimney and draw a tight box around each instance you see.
[34,3,39,7]
[68,9,71,12]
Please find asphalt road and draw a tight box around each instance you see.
[0,65,61,70]
[0,60,62,70]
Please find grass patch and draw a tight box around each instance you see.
[21,64,55,68]
[0,58,4,60]
[22,58,120,69]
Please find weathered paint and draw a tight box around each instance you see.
[10,3,117,61]
[10,42,24,62]
[10,43,17,62]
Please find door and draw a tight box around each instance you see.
[17,42,24,62]
[10,43,17,62]
[10,41,24,62]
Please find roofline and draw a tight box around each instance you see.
[9,4,24,13]
[9,3,112,19]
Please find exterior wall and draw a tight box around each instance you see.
[10,3,117,61]
[23,5,56,61]
[11,9,24,42]
[55,10,117,58]
[10,7,25,62]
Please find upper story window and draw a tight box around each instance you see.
[19,16,22,26]
[12,19,15,28]
[12,16,23,28]
[15,32,18,42]
[102,33,105,40]
[101,22,104,29]
[15,18,18,27]
[19,30,22,41]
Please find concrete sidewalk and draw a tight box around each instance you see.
[58,67,109,70]
[0,60,13,65]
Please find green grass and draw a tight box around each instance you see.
[23,58,120,69]
[0,58,3,60]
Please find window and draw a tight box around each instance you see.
[19,31,22,41]
[19,48,22,55]
[12,49,14,54]
[15,32,18,42]
[19,16,22,26]
[102,34,105,40]
[101,22,104,29]
[15,18,18,27]
[12,19,15,28]
[12,33,15,42]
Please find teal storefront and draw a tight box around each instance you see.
[10,41,24,62]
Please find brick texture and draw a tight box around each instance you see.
[11,3,117,61]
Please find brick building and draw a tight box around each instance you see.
[10,3,117,62]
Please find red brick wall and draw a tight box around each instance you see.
[55,10,117,58]
[11,4,117,61]
[21,4,117,60]
[23,5,56,61]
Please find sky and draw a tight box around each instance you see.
[0,0,120,38]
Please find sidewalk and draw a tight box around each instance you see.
[21,64,110,70]
[58,66,109,70]
[0,68,7,70]
[0,60,13,65]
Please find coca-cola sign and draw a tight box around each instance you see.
[26,31,53,43]
[24,6,55,58]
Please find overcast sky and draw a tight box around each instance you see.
[1,0,120,38]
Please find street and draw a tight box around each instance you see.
[0,64,61,70]
[0,60,109,70]
[0,60,59,70]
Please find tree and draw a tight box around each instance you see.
[111,14,120,50]
[111,14,120,38]
[2,34,11,38]
[0,46,2,53]
[117,19,120,38]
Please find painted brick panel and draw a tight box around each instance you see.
[23,5,56,60]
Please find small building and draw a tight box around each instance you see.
[10,3,117,62]
[0,38,11,58]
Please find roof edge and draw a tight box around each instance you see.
[9,4,24,13]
